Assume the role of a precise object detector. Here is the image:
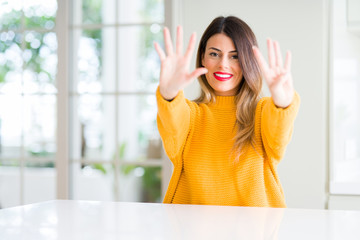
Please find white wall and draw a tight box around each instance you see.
[175,0,329,209]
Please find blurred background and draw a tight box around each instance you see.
[0,0,165,208]
[0,0,359,210]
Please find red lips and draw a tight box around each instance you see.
[213,72,233,81]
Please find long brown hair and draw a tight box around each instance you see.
[195,16,263,157]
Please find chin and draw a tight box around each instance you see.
[213,85,232,92]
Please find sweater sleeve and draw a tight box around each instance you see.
[260,91,300,162]
[156,86,191,161]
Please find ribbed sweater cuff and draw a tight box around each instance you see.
[269,91,300,116]
[156,86,185,111]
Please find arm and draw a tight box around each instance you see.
[260,92,300,161]
[156,87,191,159]
[154,26,207,159]
[253,39,299,161]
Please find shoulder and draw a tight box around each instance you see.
[257,96,272,107]
[255,96,272,114]
[187,98,212,110]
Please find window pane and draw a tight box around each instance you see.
[71,162,114,201]
[118,166,162,202]
[333,79,360,183]
[23,0,57,29]
[72,163,162,203]
[74,28,116,93]
[0,0,59,208]
[72,0,163,25]
[23,31,57,94]
[118,0,164,23]
[0,32,23,92]
[118,95,159,162]
[73,0,116,25]
[0,1,22,31]
[118,25,162,92]
[330,0,360,194]
[23,95,56,159]
[0,95,22,159]
[24,166,55,204]
[0,166,21,208]
[71,95,116,161]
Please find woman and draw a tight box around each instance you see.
[154,16,300,207]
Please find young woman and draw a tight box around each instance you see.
[154,16,300,207]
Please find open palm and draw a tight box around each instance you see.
[154,26,208,100]
[252,39,294,108]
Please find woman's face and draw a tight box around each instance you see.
[202,33,243,96]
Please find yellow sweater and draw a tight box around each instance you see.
[156,87,300,207]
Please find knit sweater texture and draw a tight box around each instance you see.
[156,87,300,207]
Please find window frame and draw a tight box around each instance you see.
[57,0,174,201]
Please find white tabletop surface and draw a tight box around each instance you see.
[0,200,360,240]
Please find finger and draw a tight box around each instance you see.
[277,72,289,85]
[184,32,197,61]
[284,74,294,90]
[267,38,275,68]
[164,27,174,55]
[187,67,208,81]
[154,42,166,61]
[274,41,283,67]
[277,67,293,86]
[252,46,270,74]
[284,51,292,72]
[176,25,183,55]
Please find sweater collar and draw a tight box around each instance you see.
[210,95,236,109]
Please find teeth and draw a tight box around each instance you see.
[215,73,231,78]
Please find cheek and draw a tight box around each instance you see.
[232,63,242,74]
[230,64,242,83]
[202,58,215,69]
[205,72,213,82]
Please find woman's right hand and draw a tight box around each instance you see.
[154,26,208,100]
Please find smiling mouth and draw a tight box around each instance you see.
[213,72,233,81]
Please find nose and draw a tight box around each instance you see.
[219,56,230,69]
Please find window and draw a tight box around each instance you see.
[68,0,165,202]
[330,0,360,195]
[0,0,58,208]
[0,0,166,208]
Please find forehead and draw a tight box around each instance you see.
[205,33,236,51]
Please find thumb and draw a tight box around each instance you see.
[187,67,208,82]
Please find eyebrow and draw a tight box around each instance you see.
[208,47,237,53]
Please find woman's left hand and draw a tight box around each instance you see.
[252,39,294,108]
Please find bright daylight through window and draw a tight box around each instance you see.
[330,0,360,195]
[0,0,57,208]
[0,0,165,208]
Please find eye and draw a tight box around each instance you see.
[231,55,239,60]
[209,52,218,57]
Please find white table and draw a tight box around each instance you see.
[0,200,360,239]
